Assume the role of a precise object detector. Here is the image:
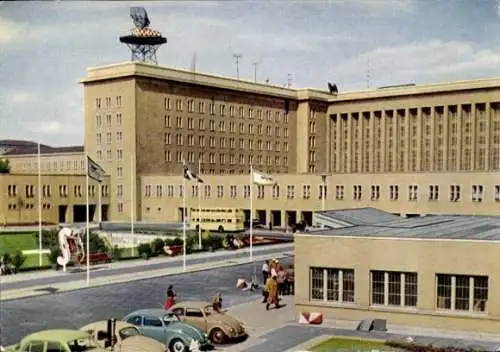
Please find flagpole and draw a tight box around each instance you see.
[130,154,135,256]
[182,161,187,271]
[37,142,42,267]
[249,165,253,263]
[98,183,102,223]
[198,159,202,250]
[85,154,90,286]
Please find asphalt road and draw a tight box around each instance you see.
[0,245,293,291]
[0,257,293,346]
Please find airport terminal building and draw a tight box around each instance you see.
[4,61,500,224]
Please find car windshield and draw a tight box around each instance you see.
[67,337,99,351]
[119,327,141,340]
[163,313,180,322]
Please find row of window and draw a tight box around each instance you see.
[6,184,110,198]
[96,131,123,145]
[141,182,500,203]
[7,203,52,211]
[310,267,489,313]
[164,134,289,150]
[164,150,289,168]
[163,115,290,137]
[95,96,122,109]
[17,159,85,173]
[163,97,291,123]
[95,113,123,128]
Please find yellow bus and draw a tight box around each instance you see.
[190,207,245,232]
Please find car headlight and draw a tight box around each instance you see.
[229,327,235,334]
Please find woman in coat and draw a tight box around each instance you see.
[266,276,281,310]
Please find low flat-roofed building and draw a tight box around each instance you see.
[295,208,500,333]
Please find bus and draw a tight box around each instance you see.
[190,207,245,232]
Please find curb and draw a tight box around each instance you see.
[0,252,291,301]
[283,334,332,352]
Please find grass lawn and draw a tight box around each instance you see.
[0,232,37,254]
[22,253,51,269]
[311,337,388,351]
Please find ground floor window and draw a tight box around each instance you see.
[436,274,488,312]
[310,267,355,303]
[370,270,418,307]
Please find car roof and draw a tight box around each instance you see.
[22,330,90,344]
[171,301,211,309]
[80,320,136,331]
[125,308,171,317]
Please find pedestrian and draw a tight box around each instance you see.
[164,285,176,310]
[212,292,222,312]
[285,264,295,295]
[266,276,281,311]
[277,265,286,296]
[270,259,278,278]
[262,276,271,303]
[262,260,269,285]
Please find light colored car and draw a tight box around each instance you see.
[80,320,166,352]
[2,329,106,352]
[169,301,247,344]
[122,308,211,352]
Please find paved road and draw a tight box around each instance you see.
[0,258,293,346]
[244,325,500,352]
[0,246,292,291]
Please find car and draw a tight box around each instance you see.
[2,329,107,352]
[80,320,166,352]
[122,308,212,352]
[168,301,247,344]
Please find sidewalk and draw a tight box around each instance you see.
[0,243,293,284]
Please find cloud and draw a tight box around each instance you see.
[34,121,63,134]
[4,91,38,104]
[331,40,500,88]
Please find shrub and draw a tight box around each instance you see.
[385,340,475,352]
[2,252,11,265]
[151,238,165,256]
[35,229,59,249]
[111,245,122,261]
[137,243,152,259]
[172,237,183,246]
[11,251,26,273]
[202,233,223,251]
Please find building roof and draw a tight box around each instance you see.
[315,207,401,226]
[302,212,500,241]
[0,140,83,156]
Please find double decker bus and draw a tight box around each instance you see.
[190,207,245,232]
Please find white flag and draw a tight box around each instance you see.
[252,170,274,185]
[87,156,106,182]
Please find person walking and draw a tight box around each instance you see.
[277,265,286,296]
[262,260,270,285]
[285,264,295,295]
[262,276,271,303]
[266,276,281,311]
[164,285,176,310]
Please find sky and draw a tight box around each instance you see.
[2,0,500,146]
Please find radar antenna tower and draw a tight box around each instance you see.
[119,7,167,64]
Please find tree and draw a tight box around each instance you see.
[0,158,10,173]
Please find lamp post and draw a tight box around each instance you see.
[320,174,327,229]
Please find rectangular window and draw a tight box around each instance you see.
[389,185,399,201]
[370,270,418,307]
[310,267,355,303]
[336,185,344,200]
[436,274,488,313]
[472,184,484,202]
[429,185,439,201]
[450,185,461,202]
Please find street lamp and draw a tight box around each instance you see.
[320,174,328,229]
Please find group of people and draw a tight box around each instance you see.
[162,258,295,313]
[261,258,295,310]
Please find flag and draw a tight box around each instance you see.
[87,156,105,182]
[184,166,204,183]
[252,169,274,185]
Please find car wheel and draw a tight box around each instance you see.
[169,338,187,352]
[209,327,227,344]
